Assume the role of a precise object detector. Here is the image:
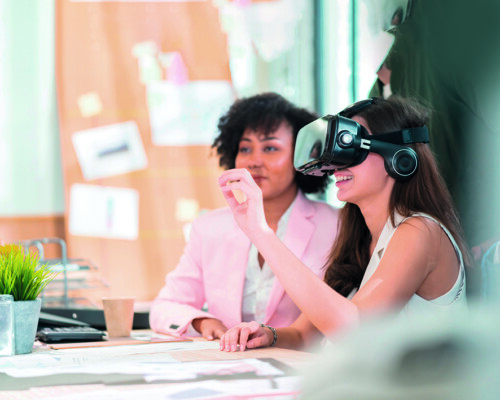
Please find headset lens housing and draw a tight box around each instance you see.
[293,116,331,176]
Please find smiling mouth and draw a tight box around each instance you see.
[335,176,352,182]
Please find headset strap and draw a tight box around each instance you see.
[374,126,429,145]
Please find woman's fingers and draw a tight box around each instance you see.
[225,325,247,352]
[246,335,268,349]
[219,328,236,351]
[236,326,252,352]
[218,168,268,241]
[212,327,226,340]
[219,322,260,352]
[219,170,252,209]
[219,185,240,209]
[218,168,253,186]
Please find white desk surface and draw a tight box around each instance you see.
[0,330,317,399]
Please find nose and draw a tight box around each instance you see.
[246,150,263,169]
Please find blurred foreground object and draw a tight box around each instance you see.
[480,242,500,303]
[384,0,500,250]
[301,305,500,400]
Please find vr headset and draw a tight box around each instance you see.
[294,110,429,181]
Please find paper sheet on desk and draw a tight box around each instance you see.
[0,349,177,378]
[139,376,301,399]
[0,341,219,378]
[0,341,287,382]
[143,358,284,382]
[6,376,302,400]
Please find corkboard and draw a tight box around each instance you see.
[55,0,232,302]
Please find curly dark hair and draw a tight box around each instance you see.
[211,92,331,194]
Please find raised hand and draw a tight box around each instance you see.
[219,321,274,352]
[218,169,272,241]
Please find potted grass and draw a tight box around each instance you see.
[0,244,57,354]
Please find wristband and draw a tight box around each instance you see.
[260,323,277,347]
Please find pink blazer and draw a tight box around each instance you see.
[149,191,339,336]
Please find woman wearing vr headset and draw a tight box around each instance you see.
[218,96,470,351]
[150,92,338,341]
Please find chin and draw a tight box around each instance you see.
[336,193,353,204]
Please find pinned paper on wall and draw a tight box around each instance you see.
[175,197,200,222]
[132,40,234,146]
[77,92,104,117]
[69,184,139,240]
[147,80,234,146]
[176,198,200,242]
[159,51,189,84]
[132,41,163,85]
[72,121,148,180]
[234,0,307,62]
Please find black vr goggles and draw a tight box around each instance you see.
[294,112,429,181]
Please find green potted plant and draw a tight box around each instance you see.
[0,244,57,354]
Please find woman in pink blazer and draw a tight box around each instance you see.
[150,93,339,341]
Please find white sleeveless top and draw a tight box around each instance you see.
[359,212,467,317]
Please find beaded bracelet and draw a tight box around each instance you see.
[260,323,277,347]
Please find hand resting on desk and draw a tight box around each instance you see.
[219,321,274,352]
[192,317,227,340]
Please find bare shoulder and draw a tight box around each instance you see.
[385,215,449,269]
[396,215,444,242]
[390,215,454,273]
[392,216,460,299]
[354,215,458,308]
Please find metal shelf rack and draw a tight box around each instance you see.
[20,237,108,308]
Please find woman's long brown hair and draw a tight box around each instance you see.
[324,96,471,296]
